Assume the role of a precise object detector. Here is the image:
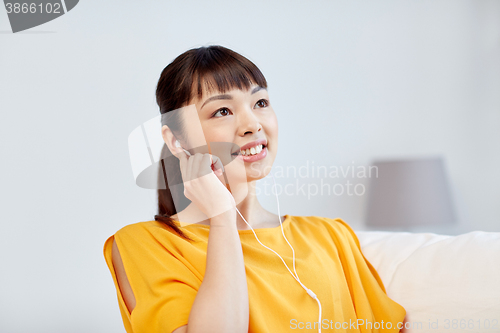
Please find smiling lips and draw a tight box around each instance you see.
[238,145,267,162]
[228,139,268,162]
[232,139,267,154]
[241,144,264,156]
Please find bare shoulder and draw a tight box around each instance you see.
[111,238,137,314]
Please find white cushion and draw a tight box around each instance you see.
[356,230,500,333]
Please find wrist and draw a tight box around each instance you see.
[209,209,237,227]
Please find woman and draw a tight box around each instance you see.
[103,45,406,333]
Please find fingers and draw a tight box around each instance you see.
[179,152,227,183]
[190,153,204,179]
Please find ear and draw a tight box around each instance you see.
[161,125,183,157]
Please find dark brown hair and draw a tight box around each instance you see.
[154,45,268,240]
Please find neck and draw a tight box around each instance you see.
[234,181,270,230]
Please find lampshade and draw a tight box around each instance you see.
[365,156,456,228]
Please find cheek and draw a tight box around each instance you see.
[266,113,279,144]
[201,125,231,144]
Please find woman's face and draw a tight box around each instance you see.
[179,82,278,183]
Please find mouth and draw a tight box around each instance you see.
[231,143,267,157]
[233,144,268,163]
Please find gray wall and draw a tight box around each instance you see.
[1,0,499,332]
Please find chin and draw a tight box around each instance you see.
[246,159,274,180]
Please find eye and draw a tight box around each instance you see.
[212,107,232,118]
[255,99,269,108]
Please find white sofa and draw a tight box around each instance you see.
[355,230,500,333]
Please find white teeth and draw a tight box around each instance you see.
[241,144,263,156]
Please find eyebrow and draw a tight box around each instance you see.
[201,86,266,110]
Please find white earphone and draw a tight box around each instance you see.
[175,140,192,156]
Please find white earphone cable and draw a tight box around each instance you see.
[234,169,322,333]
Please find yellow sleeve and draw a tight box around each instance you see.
[103,223,201,333]
[103,234,133,333]
[334,218,388,293]
[325,217,406,331]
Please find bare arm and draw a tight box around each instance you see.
[112,238,136,314]
[186,209,249,333]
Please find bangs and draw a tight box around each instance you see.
[190,47,267,101]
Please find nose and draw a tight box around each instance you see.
[237,107,262,135]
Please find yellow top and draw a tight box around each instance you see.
[103,215,405,333]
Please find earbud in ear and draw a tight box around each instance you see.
[175,140,192,157]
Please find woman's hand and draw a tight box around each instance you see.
[178,151,236,223]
